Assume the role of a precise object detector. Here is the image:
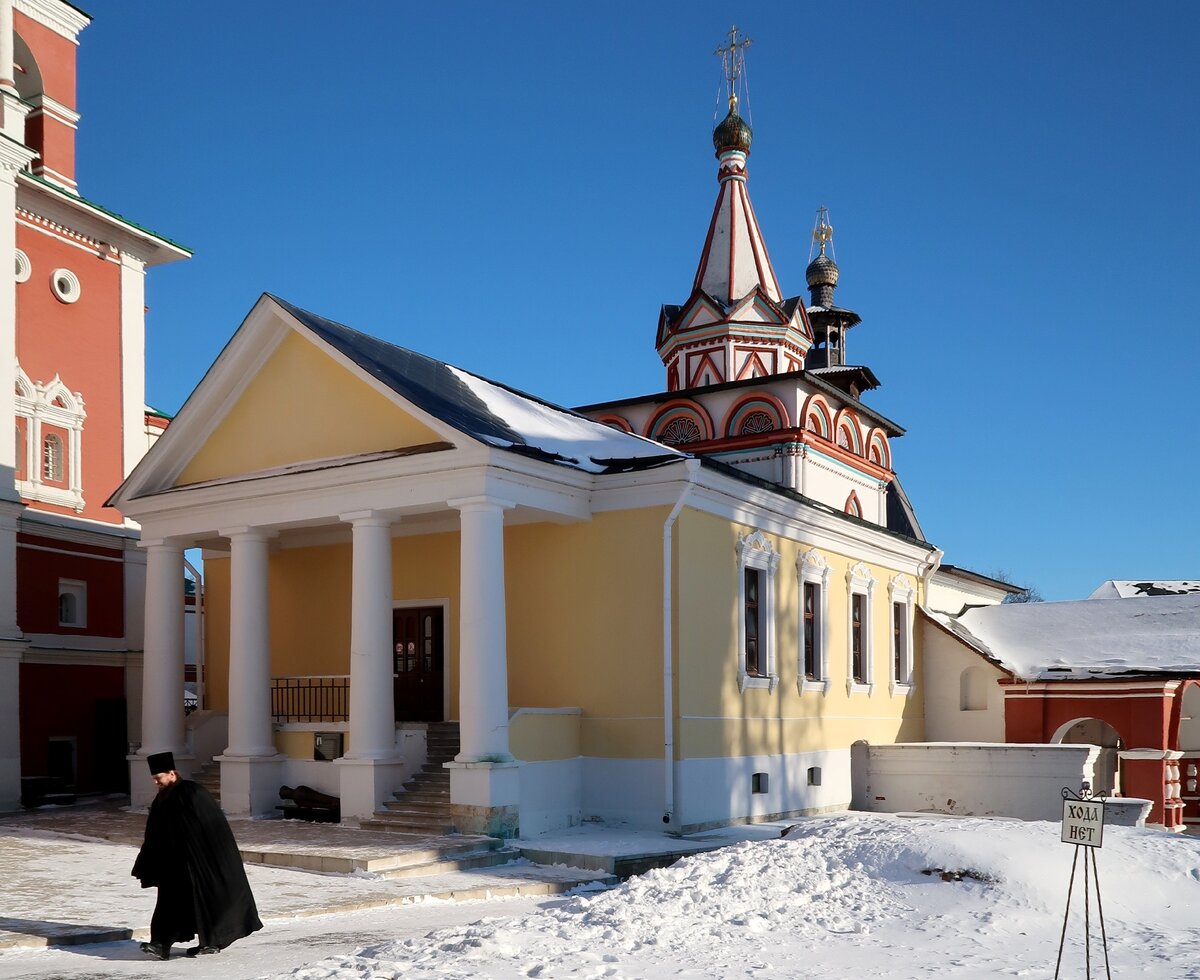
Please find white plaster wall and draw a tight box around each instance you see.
[921,618,1006,742]
[927,573,1011,615]
[518,758,582,837]
[859,743,1098,821]
[0,650,21,811]
[799,456,879,522]
[279,758,343,798]
[580,758,666,827]
[677,749,850,829]
[722,453,783,484]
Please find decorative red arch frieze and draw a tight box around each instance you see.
[800,393,832,439]
[645,399,715,444]
[593,414,633,433]
[723,392,791,437]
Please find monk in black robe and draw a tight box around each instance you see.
[132,751,263,960]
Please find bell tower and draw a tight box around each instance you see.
[655,26,812,392]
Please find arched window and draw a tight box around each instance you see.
[660,417,702,444]
[42,433,63,482]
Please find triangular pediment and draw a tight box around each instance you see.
[111,296,466,503]
[174,330,447,487]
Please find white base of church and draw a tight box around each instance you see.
[334,755,407,820]
[216,753,285,817]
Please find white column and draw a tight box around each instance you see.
[141,541,186,757]
[343,511,396,759]
[451,496,513,763]
[223,528,275,757]
[0,504,20,637]
[0,0,13,92]
[118,253,147,484]
[0,141,33,503]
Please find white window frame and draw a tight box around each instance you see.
[888,574,916,695]
[737,530,779,693]
[57,578,86,628]
[15,366,86,513]
[797,547,830,694]
[846,561,876,695]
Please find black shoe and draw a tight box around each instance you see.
[139,942,170,960]
[185,945,220,957]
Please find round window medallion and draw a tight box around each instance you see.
[14,250,30,284]
[50,268,81,304]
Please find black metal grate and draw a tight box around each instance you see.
[271,676,349,723]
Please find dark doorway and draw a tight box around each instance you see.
[393,606,445,722]
[94,698,129,793]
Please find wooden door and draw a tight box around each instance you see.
[392,606,444,722]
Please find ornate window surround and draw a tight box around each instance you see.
[888,573,916,696]
[797,547,831,694]
[16,365,86,512]
[846,560,876,696]
[737,530,780,693]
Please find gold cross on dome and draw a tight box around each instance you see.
[714,25,753,88]
[812,207,834,255]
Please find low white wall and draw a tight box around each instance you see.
[580,758,666,827]
[518,758,582,837]
[677,749,850,830]
[858,742,1099,821]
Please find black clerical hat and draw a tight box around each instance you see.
[146,751,176,774]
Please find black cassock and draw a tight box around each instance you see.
[132,780,263,950]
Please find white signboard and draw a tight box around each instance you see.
[1061,799,1104,848]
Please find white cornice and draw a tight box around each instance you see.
[15,175,190,265]
[14,0,90,42]
[25,93,80,125]
[19,506,139,544]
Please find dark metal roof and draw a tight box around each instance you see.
[272,296,682,476]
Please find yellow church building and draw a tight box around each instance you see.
[112,48,941,837]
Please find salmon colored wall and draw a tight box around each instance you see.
[204,558,231,712]
[15,224,124,524]
[177,331,445,486]
[14,12,78,183]
[676,510,924,759]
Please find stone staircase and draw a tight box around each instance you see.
[361,722,463,837]
[192,760,221,803]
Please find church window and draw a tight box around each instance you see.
[888,575,915,694]
[57,579,86,628]
[739,410,774,435]
[15,366,86,512]
[42,433,63,482]
[797,547,830,693]
[737,531,779,692]
[846,562,876,694]
[660,417,702,444]
[50,268,81,304]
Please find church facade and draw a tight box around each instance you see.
[114,46,941,835]
[0,0,189,810]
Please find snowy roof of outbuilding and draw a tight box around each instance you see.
[1087,580,1200,599]
[274,297,687,476]
[939,593,1200,680]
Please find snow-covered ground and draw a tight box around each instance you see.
[4,813,1199,979]
[281,815,1200,979]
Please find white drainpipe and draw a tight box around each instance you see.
[918,547,944,608]
[663,458,701,827]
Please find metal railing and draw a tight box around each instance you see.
[271,675,349,723]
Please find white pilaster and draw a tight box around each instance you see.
[139,541,186,758]
[118,253,147,485]
[0,503,21,637]
[0,0,25,145]
[222,528,276,757]
[0,140,35,505]
[342,511,396,759]
[450,496,513,763]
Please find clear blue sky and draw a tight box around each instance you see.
[75,2,1198,601]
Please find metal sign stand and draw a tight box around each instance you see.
[1054,786,1111,980]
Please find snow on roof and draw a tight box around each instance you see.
[1088,580,1200,599]
[448,368,685,474]
[955,593,1200,679]
[275,296,686,476]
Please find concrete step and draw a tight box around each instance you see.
[361,813,457,835]
[390,792,450,806]
[382,798,451,814]
[376,846,522,879]
[241,835,503,875]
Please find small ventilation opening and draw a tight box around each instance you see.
[808,766,822,786]
[751,772,768,794]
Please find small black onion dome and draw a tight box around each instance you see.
[805,252,840,289]
[713,97,752,154]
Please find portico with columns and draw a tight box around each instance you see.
[112,293,620,830]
